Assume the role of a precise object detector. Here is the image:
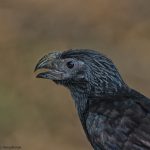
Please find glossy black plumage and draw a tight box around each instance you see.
[87,89,150,150]
[35,49,150,150]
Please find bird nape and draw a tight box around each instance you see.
[34,49,150,150]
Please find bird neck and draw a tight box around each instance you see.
[69,83,129,119]
[70,86,89,112]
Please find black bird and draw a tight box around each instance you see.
[35,49,150,150]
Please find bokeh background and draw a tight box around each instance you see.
[0,0,150,149]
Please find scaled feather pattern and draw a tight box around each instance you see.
[35,49,150,150]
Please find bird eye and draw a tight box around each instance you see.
[66,61,74,69]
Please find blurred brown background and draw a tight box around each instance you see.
[0,0,150,149]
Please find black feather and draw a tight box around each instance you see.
[36,49,150,150]
[60,49,150,150]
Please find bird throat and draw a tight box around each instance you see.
[69,83,129,118]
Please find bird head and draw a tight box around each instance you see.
[35,49,126,97]
[34,51,85,82]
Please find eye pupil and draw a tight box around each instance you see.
[66,61,74,69]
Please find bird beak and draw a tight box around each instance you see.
[34,51,63,80]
